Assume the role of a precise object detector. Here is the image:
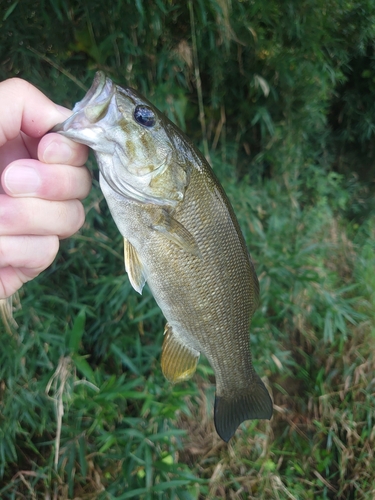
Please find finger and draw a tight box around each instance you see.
[0,134,30,173]
[38,133,89,167]
[0,195,85,239]
[0,234,59,270]
[0,235,59,298]
[0,78,74,146]
[2,159,92,200]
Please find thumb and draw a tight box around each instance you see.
[0,78,72,147]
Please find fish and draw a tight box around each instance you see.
[52,71,273,441]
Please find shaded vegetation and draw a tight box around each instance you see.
[1,0,375,498]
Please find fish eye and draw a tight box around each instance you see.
[134,105,156,128]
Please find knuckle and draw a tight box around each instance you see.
[41,236,59,267]
[73,201,86,232]
[70,142,89,165]
[0,237,7,265]
[0,196,25,233]
[79,167,92,199]
[65,165,92,200]
[1,77,28,93]
[41,164,91,201]
[58,200,85,239]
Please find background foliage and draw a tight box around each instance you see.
[1,0,375,498]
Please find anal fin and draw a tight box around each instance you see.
[161,324,200,383]
[124,238,146,294]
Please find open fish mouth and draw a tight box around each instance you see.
[51,72,116,135]
[72,71,111,112]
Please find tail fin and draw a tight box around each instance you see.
[214,374,273,442]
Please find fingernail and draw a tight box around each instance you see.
[3,165,41,195]
[43,141,72,163]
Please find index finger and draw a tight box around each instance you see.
[0,78,73,147]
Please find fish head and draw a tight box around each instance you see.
[52,72,188,205]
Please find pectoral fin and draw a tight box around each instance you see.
[152,212,201,257]
[124,238,146,294]
[161,324,200,383]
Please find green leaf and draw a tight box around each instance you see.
[3,1,19,21]
[111,344,141,375]
[116,487,149,499]
[72,354,96,384]
[66,309,86,353]
[153,480,192,491]
[78,436,88,476]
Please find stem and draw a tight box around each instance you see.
[188,1,211,163]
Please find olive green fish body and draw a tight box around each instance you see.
[53,72,273,441]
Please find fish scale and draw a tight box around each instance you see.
[52,71,273,441]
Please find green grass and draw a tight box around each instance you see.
[1,0,375,497]
[1,155,374,499]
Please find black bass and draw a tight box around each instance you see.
[53,72,273,441]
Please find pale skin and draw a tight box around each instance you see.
[0,78,91,299]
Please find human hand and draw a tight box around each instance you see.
[0,78,91,299]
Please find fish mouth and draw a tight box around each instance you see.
[72,71,110,113]
[50,72,116,136]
